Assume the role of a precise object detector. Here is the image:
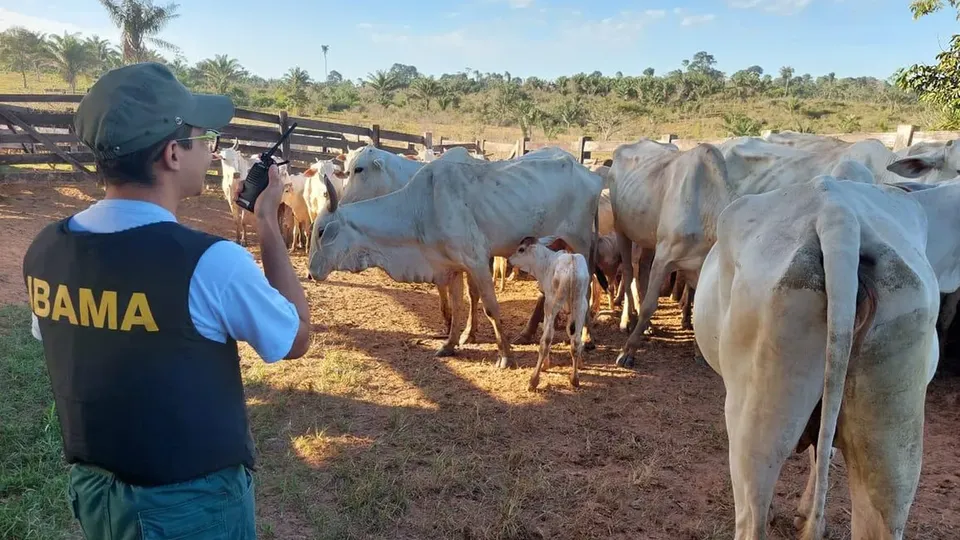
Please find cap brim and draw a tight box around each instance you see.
[185,93,235,130]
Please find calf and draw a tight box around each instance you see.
[279,172,312,253]
[508,236,592,390]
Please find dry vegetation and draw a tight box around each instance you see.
[2,180,959,540]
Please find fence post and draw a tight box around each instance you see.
[278,110,291,161]
[660,134,678,144]
[371,124,381,148]
[516,137,528,156]
[576,135,592,163]
[479,139,487,156]
[423,131,433,150]
[893,124,916,151]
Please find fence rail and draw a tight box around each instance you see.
[0,94,437,178]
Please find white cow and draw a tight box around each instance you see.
[307,146,603,367]
[607,139,734,368]
[693,164,952,539]
[312,145,485,344]
[761,132,960,185]
[279,171,311,253]
[216,144,256,246]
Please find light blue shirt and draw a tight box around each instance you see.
[30,199,300,363]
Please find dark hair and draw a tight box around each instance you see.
[96,124,195,187]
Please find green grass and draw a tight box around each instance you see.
[0,305,80,540]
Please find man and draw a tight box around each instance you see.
[22,62,310,539]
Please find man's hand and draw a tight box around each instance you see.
[254,163,284,221]
[231,161,283,221]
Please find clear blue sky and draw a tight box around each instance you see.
[2,0,958,82]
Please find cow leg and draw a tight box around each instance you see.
[725,387,802,540]
[460,273,480,345]
[936,290,960,364]
[437,283,453,339]
[617,232,637,333]
[569,291,589,389]
[671,273,684,302]
[616,249,672,368]
[833,366,926,540]
[529,296,561,390]
[436,275,463,357]
[680,285,694,331]
[514,294,545,345]
[467,264,514,369]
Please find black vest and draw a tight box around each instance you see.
[22,218,255,486]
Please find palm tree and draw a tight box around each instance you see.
[410,76,442,109]
[366,70,400,107]
[780,65,794,96]
[320,44,329,80]
[46,32,94,92]
[197,54,246,94]
[98,0,180,63]
[85,35,122,76]
[283,67,312,112]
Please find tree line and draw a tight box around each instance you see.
[0,0,957,139]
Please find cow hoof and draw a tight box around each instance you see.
[528,376,540,391]
[615,353,635,369]
[570,375,580,388]
[459,332,478,346]
[495,355,513,369]
[435,344,456,358]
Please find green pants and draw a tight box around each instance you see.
[67,463,257,540]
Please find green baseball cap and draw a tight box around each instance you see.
[74,62,235,159]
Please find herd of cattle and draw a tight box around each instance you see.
[212,131,960,539]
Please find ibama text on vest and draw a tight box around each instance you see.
[26,276,159,332]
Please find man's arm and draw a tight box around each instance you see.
[244,162,311,359]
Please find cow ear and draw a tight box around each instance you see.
[304,166,317,177]
[545,237,572,252]
[886,154,943,179]
[519,236,537,247]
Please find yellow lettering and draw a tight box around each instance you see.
[51,284,78,325]
[32,278,50,317]
[79,288,117,330]
[121,293,158,332]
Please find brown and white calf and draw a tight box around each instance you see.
[508,236,593,390]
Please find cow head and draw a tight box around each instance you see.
[307,174,348,281]
[312,145,423,224]
[886,140,960,183]
[508,236,571,276]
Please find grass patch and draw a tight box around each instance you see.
[0,304,79,540]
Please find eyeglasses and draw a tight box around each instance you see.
[175,129,220,152]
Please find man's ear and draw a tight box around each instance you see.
[159,139,182,172]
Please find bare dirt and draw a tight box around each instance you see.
[1,179,958,540]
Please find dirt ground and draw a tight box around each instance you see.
[2,179,959,539]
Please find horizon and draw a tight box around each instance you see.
[1,1,958,83]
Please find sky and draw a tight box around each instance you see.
[1,0,958,83]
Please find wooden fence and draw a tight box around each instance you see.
[0,94,438,178]
[3,92,960,177]
[487,124,960,165]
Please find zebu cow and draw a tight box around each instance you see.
[307,146,604,367]
[692,164,953,539]
[608,140,734,368]
[761,132,960,185]
[314,145,484,344]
